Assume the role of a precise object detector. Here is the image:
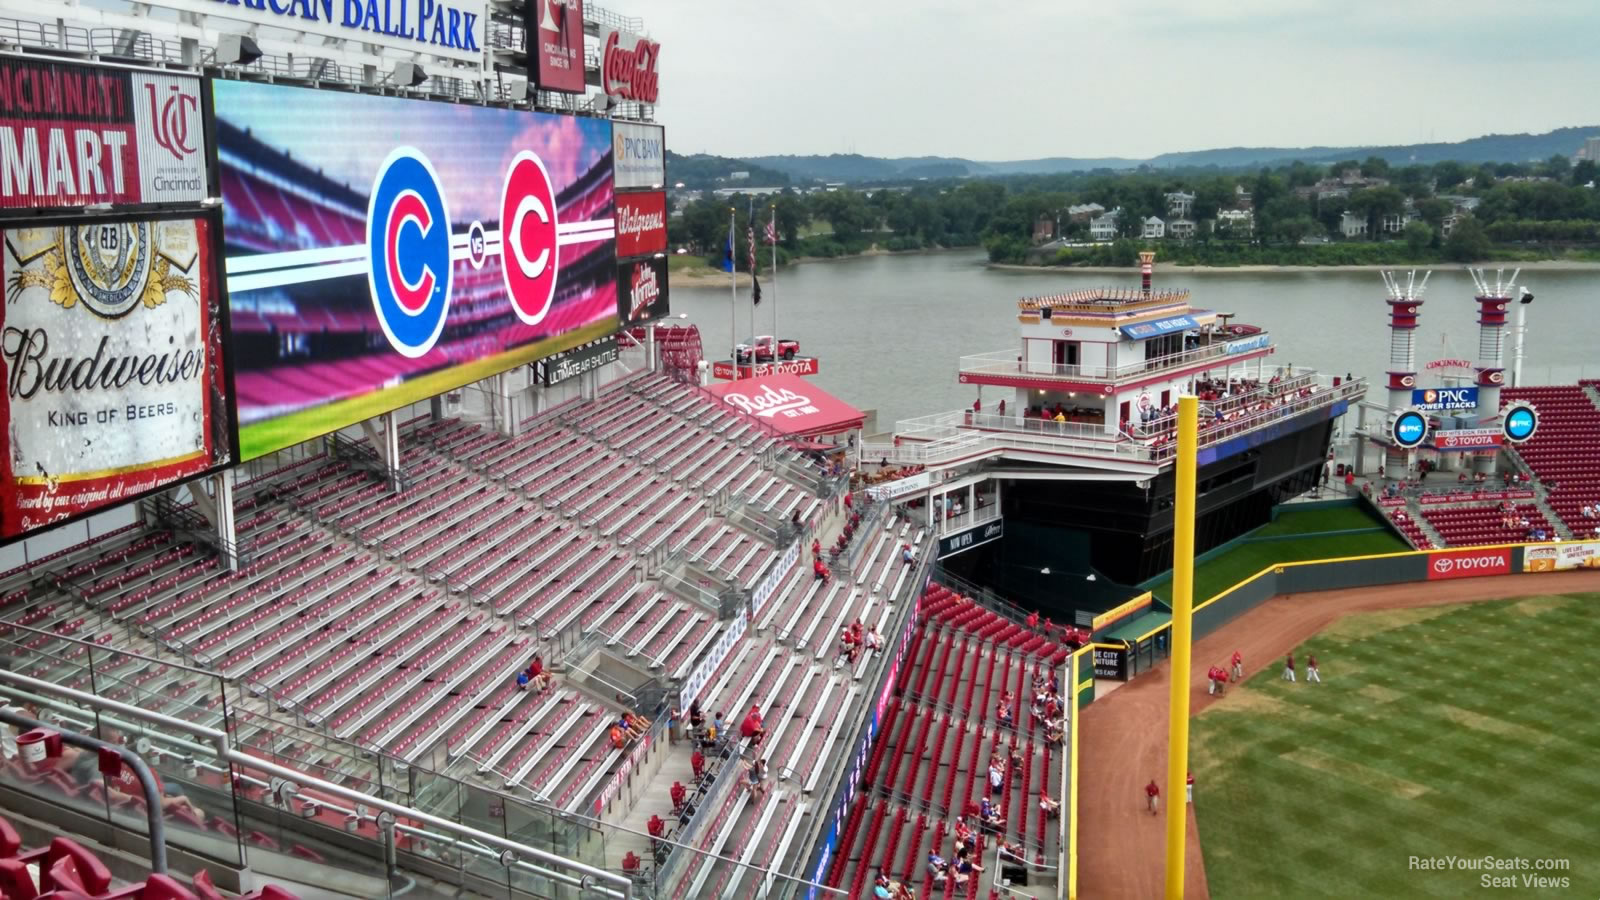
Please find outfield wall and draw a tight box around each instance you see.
[1065,539,1595,899]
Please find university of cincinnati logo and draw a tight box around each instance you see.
[6,223,195,318]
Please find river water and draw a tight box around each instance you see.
[672,251,1600,429]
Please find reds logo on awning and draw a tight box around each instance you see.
[703,373,864,438]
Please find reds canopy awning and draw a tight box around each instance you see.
[703,373,866,438]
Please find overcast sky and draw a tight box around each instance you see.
[640,0,1600,161]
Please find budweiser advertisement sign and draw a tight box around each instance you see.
[712,357,820,380]
[0,217,232,540]
[614,191,667,257]
[600,27,660,104]
[617,257,668,323]
[1426,548,1511,580]
[0,58,209,212]
[528,0,586,93]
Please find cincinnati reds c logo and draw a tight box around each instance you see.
[499,150,560,326]
[367,148,453,358]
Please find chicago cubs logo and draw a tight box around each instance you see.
[367,148,453,358]
[499,150,560,326]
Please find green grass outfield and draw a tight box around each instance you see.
[1148,529,1409,605]
[1254,504,1390,537]
[1192,593,1600,898]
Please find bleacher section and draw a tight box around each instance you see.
[1,369,898,896]
[1503,383,1600,537]
[1419,501,1553,547]
[0,813,296,900]
[824,584,1070,899]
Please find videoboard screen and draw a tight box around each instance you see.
[0,214,232,541]
[214,80,617,460]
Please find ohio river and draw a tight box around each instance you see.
[672,252,1600,428]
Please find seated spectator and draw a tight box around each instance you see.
[624,711,651,734]
[901,543,914,565]
[864,626,883,652]
[927,853,949,878]
[988,760,1005,794]
[618,715,643,741]
[952,816,972,845]
[526,655,549,692]
[979,797,1003,831]
[744,757,768,803]
[516,670,531,691]
[1584,505,1596,519]
[996,839,1027,863]
[1045,721,1064,745]
[1040,795,1061,819]
[996,701,1013,728]
[609,724,627,749]
[739,705,766,747]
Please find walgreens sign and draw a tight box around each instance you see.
[614,191,666,257]
[1426,548,1511,580]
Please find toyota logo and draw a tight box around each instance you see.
[1433,557,1455,574]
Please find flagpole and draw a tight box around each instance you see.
[729,207,737,382]
[771,203,779,340]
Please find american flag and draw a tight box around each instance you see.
[764,218,777,244]
[747,220,761,305]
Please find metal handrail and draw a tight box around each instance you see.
[958,334,1261,383]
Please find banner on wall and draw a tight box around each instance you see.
[599,27,660,104]
[0,57,209,212]
[612,122,665,190]
[527,0,586,93]
[214,80,618,460]
[617,256,668,324]
[0,216,232,541]
[614,191,667,257]
[1426,547,1511,580]
[135,0,484,64]
[1523,542,1600,572]
[534,339,618,387]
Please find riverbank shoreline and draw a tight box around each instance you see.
[988,259,1600,275]
[669,245,972,285]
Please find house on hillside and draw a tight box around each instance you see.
[1234,184,1252,210]
[1142,216,1166,239]
[1088,210,1121,241]
[1165,191,1195,218]
[1068,202,1106,222]
[1214,209,1254,234]
[1340,211,1368,238]
[1167,218,1197,240]
[1033,217,1056,244]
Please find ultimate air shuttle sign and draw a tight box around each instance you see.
[161,0,484,63]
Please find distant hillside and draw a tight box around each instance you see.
[665,152,792,188]
[703,126,1599,183]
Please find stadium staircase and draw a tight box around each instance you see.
[0,368,932,898]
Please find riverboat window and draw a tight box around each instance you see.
[1053,341,1079,368]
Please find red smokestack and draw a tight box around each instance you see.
[1139,251,1155,294]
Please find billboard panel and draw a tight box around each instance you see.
[132,0,484,64]
[614,191,667,257]
[1425,547,1511,580]
[0,215,231,540]
[535,338,618,387]
[599,28,661,104]
[214,80,617,460]
[1412,387,1478,411]
[0,57,208,212]
[617,257,668,324]
[613,123,665,190]
[527,0,587,94]
[1523,541,1600,572]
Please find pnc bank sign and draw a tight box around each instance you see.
[1412,386,1479,411]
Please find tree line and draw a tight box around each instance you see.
[666,155,1600,269]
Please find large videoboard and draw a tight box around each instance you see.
[0,214,233,541]
[214,81,618,460]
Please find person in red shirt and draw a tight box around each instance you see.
[1145,779,1160,815]
[739,705,766,747]
[844,491,854,511]
[1282,652,1296,683]
[1186,771,1194,804]
[1206,666,1221,695]
[1026,611,1039,631]
[526,655,549,693]
[1306,653,1322,683]
[1231,650,1243,682]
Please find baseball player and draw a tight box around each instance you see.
[1282,652,1296,682]
[1145,778,1160,815]
[1306,653,1322,683]
[1231,649,1243,681]
[1186,771,1194,804]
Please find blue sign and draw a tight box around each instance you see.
[1411,387,1479,411]
[1392,410,1429,449]
[1503,404,1539,443]
[1225,335,1271,355]
[1119,315,1197,339]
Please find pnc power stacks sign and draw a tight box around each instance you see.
[0,218,231,540]
[0,58,209,211]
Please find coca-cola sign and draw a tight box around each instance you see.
[1426,548,1511,580]
[616,257,669,323]
[614,191,667,257]
[0,216,232,541]
[600,28,661,104]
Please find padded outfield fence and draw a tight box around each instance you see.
[1061,538,1600,899]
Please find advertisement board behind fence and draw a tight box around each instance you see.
[0,58,209,212]
[0,216,232,541]
[1426,547,1511,580]
[1522,541,1600,573]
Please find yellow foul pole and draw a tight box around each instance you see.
[1164,394,1199,900]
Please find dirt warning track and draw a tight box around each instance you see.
[1073,570,1600,900]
